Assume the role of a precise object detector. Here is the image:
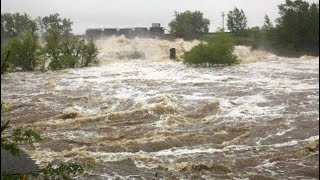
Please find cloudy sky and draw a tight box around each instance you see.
[1,0,318,34]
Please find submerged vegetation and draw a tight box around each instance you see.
[1,103,84,179]
[1,13,99,73]
[184,31,238,66]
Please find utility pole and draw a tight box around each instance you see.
[221,12,225,30]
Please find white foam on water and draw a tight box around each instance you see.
[2,36,319,179]
[275,127,294,136]
[221,94,285,120]
[273,135,319,148]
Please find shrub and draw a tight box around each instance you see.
[184,32,238,66]
[1,50,10,74]
[1,120,42,156]
[48,54,79,70]
[35,161,84,179]
[1,13,100,72]
[1,33,40,71]
[1,120,84,179]
[47,37,99,70]
[81,39,99,66]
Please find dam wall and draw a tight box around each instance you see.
[86,23,165,39]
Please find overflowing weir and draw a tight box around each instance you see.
[1,36,319,179]
[86,23,165,39]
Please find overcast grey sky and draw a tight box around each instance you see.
[1,0,319,34]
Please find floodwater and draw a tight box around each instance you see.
[1,37,319,179]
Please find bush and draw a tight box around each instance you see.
[81,39,99,66]
[48,54,79,70]
[46,37,99,70]
[1,120,42,156]
[1,33,40,71]
[184,32,238,66]
[1,50,10,74]
[35,161,84,179]
[1,13,100,72]
[1,120,84,179]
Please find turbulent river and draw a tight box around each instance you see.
[1,36,319,179]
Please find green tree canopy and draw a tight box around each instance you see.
[1,13,37,43]
[227,7,247,35]
[274,0,319,54]
[2,33,40,71]
[262,15,273,31]
[38,13,73,38]
[1,12,99,72]
[169,10,210,40]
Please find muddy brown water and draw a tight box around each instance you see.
[1,47,319,179]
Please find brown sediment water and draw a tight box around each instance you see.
[1,36,319,179]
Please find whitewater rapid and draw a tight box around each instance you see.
[1,36,319,179]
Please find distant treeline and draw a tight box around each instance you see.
[233,0,319,56]
[1,13,99,74]
[169,0,319,57]
[1,0,318,74]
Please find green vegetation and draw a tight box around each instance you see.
[1,102,84,179]
[176,0,319,66]
[1,13,37,43]
[270,0,319,55]
[43,35,99,70]
[227,7,248,36]
[2,33,40,71]
[1,13,99,73]
[1,49,10,74]
[169,10,210,40]
[34,161,84,180]
[1,120,42,156]
[39,14,97,70]
[184,31,238,66]
[200,0,319,57]
[224,0,319,56]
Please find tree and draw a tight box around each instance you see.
[227,7,247,35]
[38,13,73,38]
[45,36,99,70]
[39,14,75,70]
[82,39,99,67]
[1,13,99,72]
[1,13,40,71]
[260,15,276,48]
[2,33,40,71]
[262,15,273,31]
[39,13,98,70]
[273,0,319,54]
[169,10,210,40]
[1,13,37,43]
